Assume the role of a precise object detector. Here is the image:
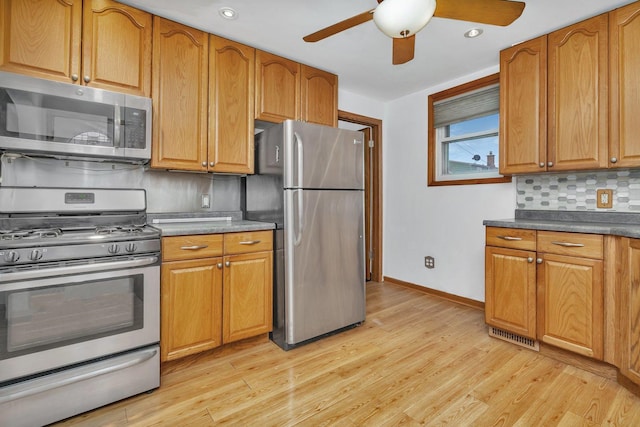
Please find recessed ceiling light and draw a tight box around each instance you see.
[219,7,238,20]
[464,28,483,38]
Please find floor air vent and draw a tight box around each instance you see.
[489,327,539,351]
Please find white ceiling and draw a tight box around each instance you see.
[119,0,635,102]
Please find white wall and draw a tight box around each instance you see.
[383,66,516,302]
[340,75,516,302]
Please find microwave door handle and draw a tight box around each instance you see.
[114,104,121,149]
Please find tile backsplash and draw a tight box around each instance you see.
[516,169,640,211]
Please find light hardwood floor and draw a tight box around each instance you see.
[55,281,640,426]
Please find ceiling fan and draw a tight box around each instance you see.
[303,0,526,65]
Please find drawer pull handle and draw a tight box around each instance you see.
[497,236,522,241]
[551,241,584,248]
[239,240,261,245]
[180,245,209,250]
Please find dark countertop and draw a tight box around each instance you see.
[483,210,640,239]
[147,212,275,236]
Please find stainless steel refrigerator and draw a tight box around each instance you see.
[245,120,366,350]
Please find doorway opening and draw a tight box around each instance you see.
[338,110,383,282]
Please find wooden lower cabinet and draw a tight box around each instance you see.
[485,246,537,339]
[223,251,273,343]
[619,238,640,385]
[485,227,604,360]
[160,231,273,362]
[161,258,223,362]
[537,253,604,359]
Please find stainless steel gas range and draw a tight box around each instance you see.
[0,187,160,427]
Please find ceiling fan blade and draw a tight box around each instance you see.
[303,10,374,42]
[434,0,525,26]
[392,36,415,65]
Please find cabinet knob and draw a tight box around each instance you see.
[209,162,215,167]
[611,157,618,163]
[71,74,79,82]
[201,162,207,167]
[217,263,223,269]
[539,162,545,168]
[536,258,543,264]
[225,261,230,267]
[527,257,534,263]
[83,75,91,83]
[547,161,554,167]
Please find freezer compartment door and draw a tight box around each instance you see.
[284,189,365,345]
[284,121,364,190]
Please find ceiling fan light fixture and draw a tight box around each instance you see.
[373,0,436,38]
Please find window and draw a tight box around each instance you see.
[428,73,511,186]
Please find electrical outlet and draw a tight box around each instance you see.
[596,189,613,209]
[424,256,435,269]
[201,194,211,209]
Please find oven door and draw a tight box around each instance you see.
[0,256,159,384]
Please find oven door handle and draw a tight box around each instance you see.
[0,255,158,283]
[0,347,158,404]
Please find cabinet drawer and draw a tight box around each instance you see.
[486,227,536,251]
[224,230,273,255]
[537,231,603,259]
[162,234,224,261]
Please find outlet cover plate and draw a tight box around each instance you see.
[596,189,613,209]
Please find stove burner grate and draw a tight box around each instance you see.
[94,225,146,235]
[0,228,63,241]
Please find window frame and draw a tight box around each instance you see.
[427,73,511,186]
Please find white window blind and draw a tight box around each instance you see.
[433,85,499,128]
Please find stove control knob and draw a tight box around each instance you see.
[125,243,137,253]
[107,244,121,254]
[4,251,20,263]
[29,249,43,261]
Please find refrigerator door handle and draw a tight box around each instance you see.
[293,189,304,246]
[294,131,304,188]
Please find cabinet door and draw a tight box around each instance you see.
[0,0,82,82]
[300,65,338,127]
[151,17,208,170]
[223,251,273,344]
[161,258,223,361]
[537,253,604,359]
[499,36,547,175]
[255,50,300,123]
[548,14,609,171]
[209,36,255,174]
[82,0,152,96]
[485,246,537,339]
[620,238,640,385]
[609,2,640,168]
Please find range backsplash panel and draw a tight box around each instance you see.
[0,155,241,213]
[516,169,640,211]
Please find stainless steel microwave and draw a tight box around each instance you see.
[0,71,151,162]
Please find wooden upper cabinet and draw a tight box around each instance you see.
[0,0,82,82]
[547,14,609,171]
[151,17,208,171]
[300,65,338,127]
[499,36,548,175]
[255,50,300,123]
[0,0,151,96]
[209,36,255,174]
[609,2,640,168]
[82,0,152,95]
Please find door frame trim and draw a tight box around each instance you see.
[338,110,383,282]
